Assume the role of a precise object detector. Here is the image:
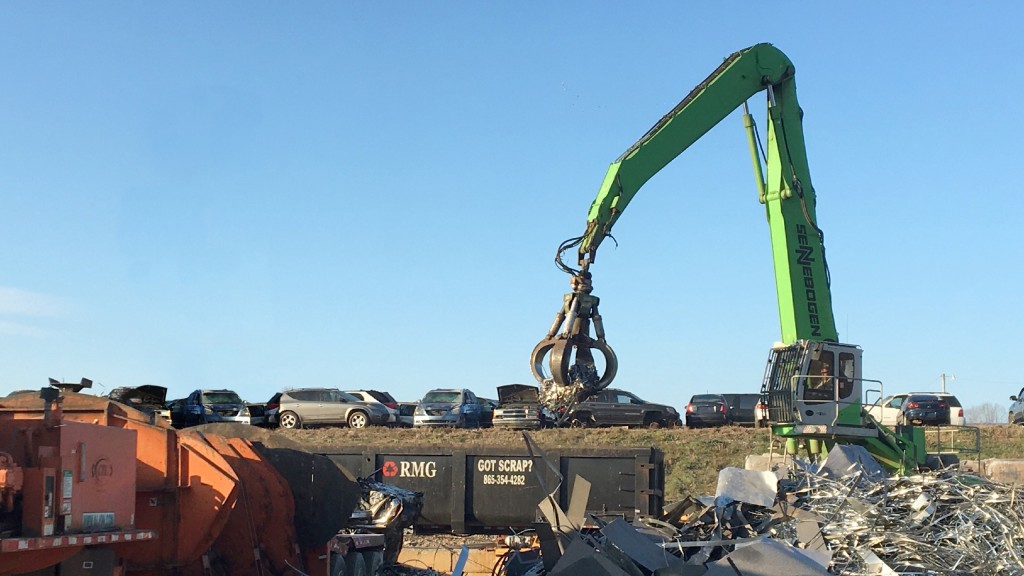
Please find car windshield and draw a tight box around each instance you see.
[423,391,461,403]
[691,395,723,403]
[203,391,243,404]
[908,394,944,404]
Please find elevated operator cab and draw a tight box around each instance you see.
[761,340,870,434]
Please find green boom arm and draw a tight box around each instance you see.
[577,43,838,344]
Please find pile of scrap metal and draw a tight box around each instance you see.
[509,445,1024,576]
[351,476,424,564]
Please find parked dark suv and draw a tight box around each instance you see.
[721,393,769,428]
[562,388,680,428]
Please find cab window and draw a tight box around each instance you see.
[837,352,855,400]
[803,351,836,402]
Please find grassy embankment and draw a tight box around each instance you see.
[282,425,1024,501]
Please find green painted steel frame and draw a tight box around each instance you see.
[578,43,837,344]
[772,423,927,474]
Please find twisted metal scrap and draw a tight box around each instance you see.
[653,497,797,565]
[651,464,1024,575]
[792,468,1024,575]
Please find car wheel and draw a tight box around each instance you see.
[348,411,369,429]
[383,525,404,565]
[278,411,301,429]
[330,553,347,576]
[644,415,661,429]
[569,416,589,428]
[345,548,367,576]
[362,550,383,576]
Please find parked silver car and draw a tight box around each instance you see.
[276,388,391,429]
[414,388,484,428]
[1010,386,1024,425]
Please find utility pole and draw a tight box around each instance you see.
[940,373,955,393]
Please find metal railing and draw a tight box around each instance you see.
[922,425,981,470]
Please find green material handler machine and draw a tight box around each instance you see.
[531,43,930,473]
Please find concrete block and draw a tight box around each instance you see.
[743,453,794,479]
[980,459,1024,484]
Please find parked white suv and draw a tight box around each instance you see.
[866,392,966,426]
[1009,387,1024,425]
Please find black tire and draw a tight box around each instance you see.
[383,526,404,565]
[569,415,590,428]
[348,411,370,429]
[643,413,662,429]
[346,549,367,576]
[362,550,383,576]
[278,411,301,429]
[331,553,348,576]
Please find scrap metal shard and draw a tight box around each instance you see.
[714,468,778,509]
[703,539,830,575]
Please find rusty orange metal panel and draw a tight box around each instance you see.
[58,421,138,533]
[0,546,82,575]
[122,422,175,492]
[190,434,304,574]
[115,428,239,571]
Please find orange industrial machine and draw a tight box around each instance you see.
[0,387,371,576]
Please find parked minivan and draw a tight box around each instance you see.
[172,388,264,428]
[414,388,484,428]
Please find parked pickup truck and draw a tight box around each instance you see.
[491,384,549,430]
[170,388,267,428]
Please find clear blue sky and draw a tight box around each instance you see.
[2,3,1022,414]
